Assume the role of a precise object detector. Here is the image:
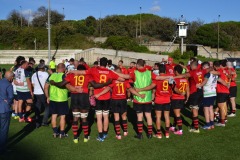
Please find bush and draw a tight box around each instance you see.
[170,49,181,60]
[102,36,150,53]
[181,50,194,59]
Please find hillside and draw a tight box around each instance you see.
[1,10,240,51]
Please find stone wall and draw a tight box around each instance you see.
[75,48,169,66]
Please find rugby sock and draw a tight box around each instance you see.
[122,120,128,132]
[82,122,89,138]
[176,117,182,131]
[23,111,31,119]
[193,117,199,130]
[148,125,153,135]
[210,121,214,126]
[115,121,121,136]
[137,121,143,135]
[72,122,78,139]
[157,129,161,135]
[18,112,23,118]
[206,122,211,127]
[52,127,58,134]
[103,131,108,135]
[99,132,103,138]
[60,130,65,135]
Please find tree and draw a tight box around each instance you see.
[102,36,149,53]
[52,22,75,57]
[186,19,204,44]
[32,6,64,27]
[7,10,28,27]
[86,16,97,27]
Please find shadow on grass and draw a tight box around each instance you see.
[7,122,35,148]
[127,105,138,134]
[1,140,43,160]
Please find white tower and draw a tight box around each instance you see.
[177,21,188,54]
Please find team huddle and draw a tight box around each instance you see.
[10,55,237,143]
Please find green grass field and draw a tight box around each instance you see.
[0,66,240,160]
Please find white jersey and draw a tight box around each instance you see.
[67,64,75,71]
[12,82,17,95]
[153,70,159,76]
[107,65,115,71]
[203,73,218,97]
[31,71,49,95]
[14,67,30,92]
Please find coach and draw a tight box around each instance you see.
[0,71,14,154]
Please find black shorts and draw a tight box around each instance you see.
[203,96,216,107]
[171,99,185,109]
[217,93,229,103]
[95,99,110,111]
[70,93,90,110]
[14,94,18,101]
[49,101,69,115]
[133,103,152,113]
[111,99,127,114]
[154,103,171,111]
[17,91,32,101]
[189,89,203,106]
[229,86,237,98]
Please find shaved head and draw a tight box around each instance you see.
[57,63,65,69]
[57,63,66,73]
[5,71,14,80]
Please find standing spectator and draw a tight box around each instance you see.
[233,60,237,69]
[64,59,70,68]
[32,63,50,128]
[49,57,56,73]
[67,58,75,71]
[36,59,49,72]
[107,59,115,70]
[0,71,14,154]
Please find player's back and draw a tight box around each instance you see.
[65,73,91,94]
[217,68,230,94]
[189,68,203,94]
[172,78,188,100]
[91,67,118,100]
[110,80,130,100]
[154,74,172,104]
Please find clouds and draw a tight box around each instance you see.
[21,9,34,21]
[150,0,160,13]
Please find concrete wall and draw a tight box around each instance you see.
[75,48,169,66]
[0,50,80,64]
[0,48,168,66]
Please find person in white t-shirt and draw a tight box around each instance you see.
[67,58,75,71]
[233,60,237,69]
[32,63,49,127]
[64,59,70,68]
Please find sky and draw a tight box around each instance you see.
[0,0,239,23]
